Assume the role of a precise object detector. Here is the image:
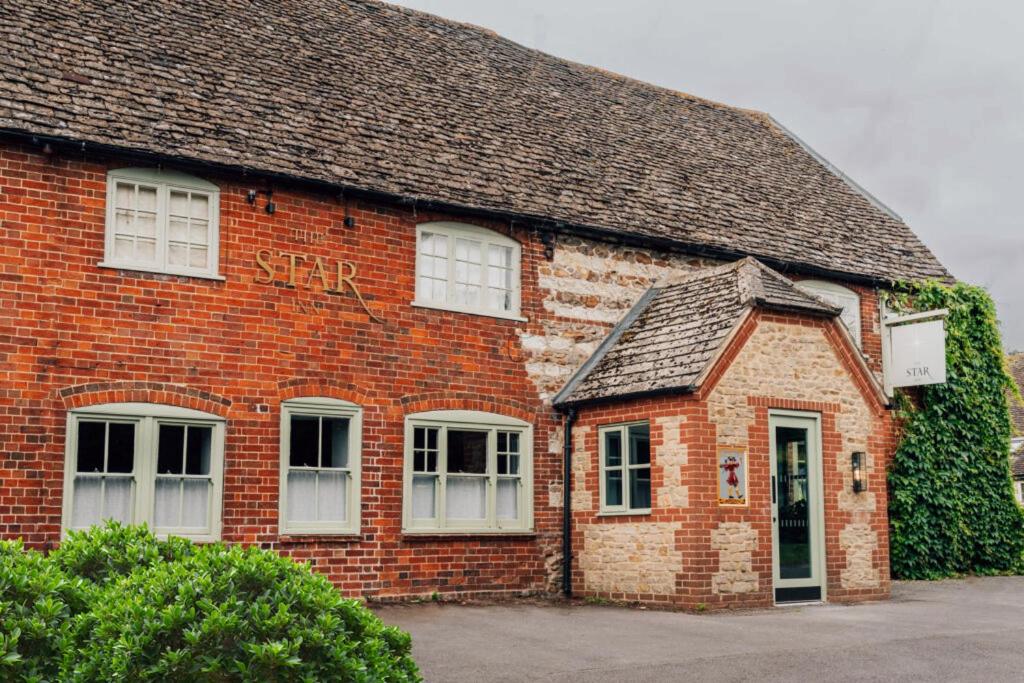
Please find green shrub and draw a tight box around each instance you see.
[51,521,193,585]
[888,281,1024,578]
[0,525,420,682]
[0,540,90,682]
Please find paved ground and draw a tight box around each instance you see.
[375,577,1024,682]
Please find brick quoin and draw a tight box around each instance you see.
[0,140,899,606]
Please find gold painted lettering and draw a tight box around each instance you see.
[280,252,306,288]
[335,260,383,323]
[306,256,330,290]
[254,249,276,284]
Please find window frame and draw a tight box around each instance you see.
[412,222,524,321]
[598,421,652,515]
[279,397,363,536]
[61,403,225,541]
[402,410,533,534]
[795,279,862,348]
[100,168,223,280]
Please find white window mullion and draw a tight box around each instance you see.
[438,426,448,530]
[487,427,497,528]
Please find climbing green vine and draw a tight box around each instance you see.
[887,281,1024,579]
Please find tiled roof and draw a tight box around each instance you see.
[553,258,839,405]
[0,0,949,284]
[1008,354,1024,438]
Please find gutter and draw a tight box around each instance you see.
[2,128,900,289]
[559,406,577,597]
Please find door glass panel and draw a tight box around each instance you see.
[776,426,811,579]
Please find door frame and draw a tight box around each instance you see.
[768,409,827,603]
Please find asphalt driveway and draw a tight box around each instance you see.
[375,577,1024,682]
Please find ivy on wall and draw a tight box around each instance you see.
[888,281,1024,579]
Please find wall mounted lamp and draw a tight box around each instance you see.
[851,451,865,493]
[246,189,276,214]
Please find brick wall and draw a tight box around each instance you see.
[0,138,892,603]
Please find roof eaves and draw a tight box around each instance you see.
[552,285,662,408]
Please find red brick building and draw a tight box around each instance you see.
[0,0,949,606]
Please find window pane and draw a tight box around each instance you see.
[106,423,135,473]
[185,426,212,475]
[115,182,134,210]
[321,417,349,468]
[190,220,209,245]
[114,236,134,260]
[507,432,519,453]
[181,480,210,528]
[154,478,180,527]
[497,479,518,520]
[605,470,623,507]
[287,471,317,522]
[137,186,158,212]
[189,246,208,268]
[604,431,622,467]
[135,211,157,238]
[136,238,156,262]
[446,476,486,519]
[628,425,651,465]
[103,478,134,523]
[412,475,436,519]
[71,477,102,527]
[191,193,209,219]
[289,416,319,467]
[169,216,189,242]
[169,190,189,216]
[158,425,185,474]
[168,242,187,266]
[76,421,105,473]
[317,471,347,522]
[447,430,487,474]
[629,468,651,510]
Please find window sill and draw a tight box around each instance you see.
[401,530,536,539]
[98,262,226,281]
[411,300,527,322]
[597,509,652,517]
[278,533,362,544]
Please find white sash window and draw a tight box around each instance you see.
[279,398,363,535]
[62,403,225,541]
[101,168,221,279]
[404,411,532,533]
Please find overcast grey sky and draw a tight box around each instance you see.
[395,0,1024,350]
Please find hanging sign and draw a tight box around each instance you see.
[883,313,947,391]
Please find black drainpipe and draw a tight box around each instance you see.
[560,406,578,597]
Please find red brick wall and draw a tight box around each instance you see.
[0,140,562,598]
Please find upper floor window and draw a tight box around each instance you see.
[796,280,862,348]
[414,222,522,319]
[62,403,225,541]
[403,410,533,533]
[599,422,651,514]
[102,168,221,279]
[279,398,363,535]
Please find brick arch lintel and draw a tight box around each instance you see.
[399,391,536,423]
[276,377,373,406]
[58,381,231,417]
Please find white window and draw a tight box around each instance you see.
[413,222,522,319]
[102,168,221,279]
[599,422,651,514]
[62,403,225,541]
[795,280,862,347]
[403,411,532,533]
[280,398,362,535]
[1016,480,1024,506]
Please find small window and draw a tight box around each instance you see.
[102,168,221,279]
[795,280,862,347]
[414,222,522,319]
[62,403,225,540]
[599,423,651,513]
[280,398,362,535]
[404,411,532,532]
